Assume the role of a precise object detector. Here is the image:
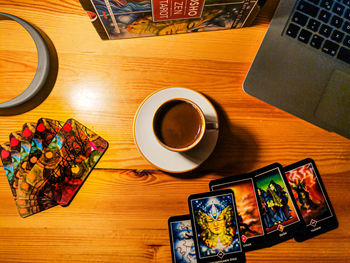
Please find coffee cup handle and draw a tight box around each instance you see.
[206,122,219,130]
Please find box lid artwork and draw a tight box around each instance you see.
[79,0,263,39]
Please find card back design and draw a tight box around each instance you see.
[253,163,302,245]
[16,122,40,200]
[168,215,197,263]
[15,197,58,218]
[284,158,338,241]
[188,190,245,263]
[0,142,16,197]
[9,131,22,194]
[26,118,64,171]
[210,175,265,251]
[16,122,37,198]
[19,122,37,171]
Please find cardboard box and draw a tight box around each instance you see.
[79,0,262,40]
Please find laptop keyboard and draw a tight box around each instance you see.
[285,0,350,65]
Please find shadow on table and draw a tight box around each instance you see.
[169,95,259,180]
[0,23,58,116]
[250,0,280,27]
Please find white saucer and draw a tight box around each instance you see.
[133,87,219,173]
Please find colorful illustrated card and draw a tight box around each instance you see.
[168,215,197,263]
[284,158,338,242]
[9,131,22,195]
[16,122,37,200]
[25,118,109,206]
[252,163,303,246]
[0,142,16,197]
[19,122,37,172]
[15,123,58,218]
[188,189,245,263]
[26,118,64,171]
[209,174,266,251]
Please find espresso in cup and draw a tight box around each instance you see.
[153,99,206,151]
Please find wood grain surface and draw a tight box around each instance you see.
[0,0,349,262]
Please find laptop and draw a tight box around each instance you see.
[243,0,350,139]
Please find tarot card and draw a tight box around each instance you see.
[188,189,245,263]
[0,142,16,197]
[252,163,303,246]
[15,195,58,218]
[11,122,59,218]
[209,174,266,251]
[9,131,22,194]
[16,122,37,199]
[18,118,63,203]
[284,158,338,242]
[19,122,37,170]
[16,122,40,201]
[168,215,197,263]
[28,118,108,206]
[26,118,64,172]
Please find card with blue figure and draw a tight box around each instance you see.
[168,215,197,263]
[252,163,304,246]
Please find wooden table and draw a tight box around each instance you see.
[0,0,349,262]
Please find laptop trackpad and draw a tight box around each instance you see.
[314,69,350,137]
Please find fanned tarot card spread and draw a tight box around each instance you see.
[26,118,109,206]
[168,215,197,263]
[9,131,22,196]
[26,118,64,172]
[284,159,338,242]
[1,118,108,218]
[0,142,16,197]
[188,189,245,263]
[210,174,266,251]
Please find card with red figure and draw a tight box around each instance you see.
[284,158,338,242]
[210,173,266,251]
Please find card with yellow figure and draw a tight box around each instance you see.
[188,189,245,263]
